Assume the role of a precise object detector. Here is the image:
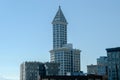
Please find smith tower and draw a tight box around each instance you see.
[50,6,81,75]
[52,6,68,49]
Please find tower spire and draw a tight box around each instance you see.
[52,6,68,24]
[59,5,61,9]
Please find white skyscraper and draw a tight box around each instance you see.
[50,6,81,75]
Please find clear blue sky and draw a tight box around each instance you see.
[0,0,120,80]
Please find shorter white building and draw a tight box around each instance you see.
[50,44,81,75]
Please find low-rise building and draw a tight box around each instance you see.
[20,61,46,80]
[97,56,108,76]
[87,64,98,75]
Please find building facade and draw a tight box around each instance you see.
[50,6,81,75]
[87,64,98,74]
[106,47,120,80]
[87,56,108,76]
[97,56,108,76]
[45,62,60,76]
[20,62,46,80]
[97,56,108,65]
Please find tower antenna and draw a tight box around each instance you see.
[58,0,62,7]
[59,5,61,9]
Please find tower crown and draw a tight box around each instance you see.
[52,6,68,24]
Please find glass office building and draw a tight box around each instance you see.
[106,47,120,80]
